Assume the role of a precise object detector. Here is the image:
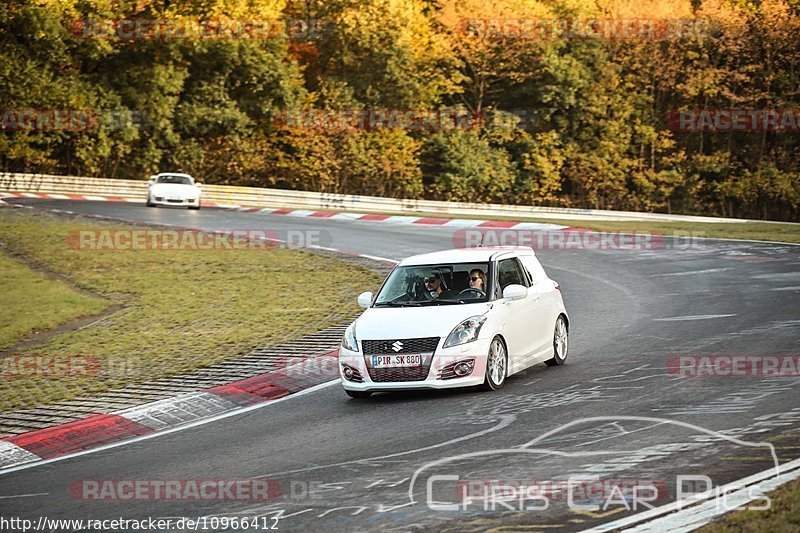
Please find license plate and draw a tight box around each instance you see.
[372,354,422,368]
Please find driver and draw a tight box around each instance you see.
[469,269,487,293]
[424,272,456,300]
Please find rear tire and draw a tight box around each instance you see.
[545,315,568,366]
[345,390,372,399]
[482,337,507,391]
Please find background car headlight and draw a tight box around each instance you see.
[443,316,487,348]
[341,322,358,351]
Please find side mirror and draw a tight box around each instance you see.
[195,182,202,187]
[502,284,527,301]
[357,291,373,308]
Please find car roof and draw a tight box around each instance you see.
[156,173,194,179]
[398,247,535,266]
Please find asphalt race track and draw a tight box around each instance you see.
[2,198,799,532]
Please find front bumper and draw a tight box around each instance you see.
[150,196,199,207]
[339,337,492,392]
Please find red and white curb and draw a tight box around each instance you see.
[0,352,339,471]
[0,191,568,231]
[0,353,339,468]
[237,207,567,230]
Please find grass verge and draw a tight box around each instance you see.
[0,207,381,412]
[0,253,107,351]
[699,476,800,531]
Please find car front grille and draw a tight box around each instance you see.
[362,337,440,383]
[362,337,440,355]
[369,366,431,382]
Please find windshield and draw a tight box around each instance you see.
[374,262,491,306]
[157,175,192,185]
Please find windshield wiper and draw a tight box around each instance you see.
[418,299,462,306]
[375,301,421,307]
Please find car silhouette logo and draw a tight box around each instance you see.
[391,341,404,352]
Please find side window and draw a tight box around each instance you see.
[519,255,548,285]
[497,258,527,290]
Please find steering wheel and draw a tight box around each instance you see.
[458,288,485,298]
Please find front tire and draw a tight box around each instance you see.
[545,315,569,366]
[482,337,507,391]
[345,390,372,399]
[146,197,155,207]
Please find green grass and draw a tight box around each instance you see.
[0,208,381,412]
[700,477,800,532]
[0,254,107,350]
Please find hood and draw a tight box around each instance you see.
[150,183,198,196]
[354,303,492,341]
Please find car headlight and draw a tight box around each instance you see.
[341,322,358,352]
[443,316,487,348]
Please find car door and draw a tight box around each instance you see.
[518,254,558,359]
[495,256,537,373]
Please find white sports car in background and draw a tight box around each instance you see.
[146,173,202,209]
[339,247,569,398]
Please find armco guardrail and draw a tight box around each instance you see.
[0,171,781,224]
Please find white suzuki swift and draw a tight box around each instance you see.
[339,247,569,398]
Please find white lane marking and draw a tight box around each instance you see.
[438,218,491,228]
[753,272,800,280]
[82,195,107,201]
[626,461,800,532]
[653,314,737,321]
[306,245,398,264]
[513,222,569,230]
[0,380,340,477]
[769,286,800,291]
[655,268,732,276]
[253,414,516,480]
[381,216,419,225]
[0,492,49,499]
[584,456,800,532]
[284,209,316,217]
[329,213,363,222]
